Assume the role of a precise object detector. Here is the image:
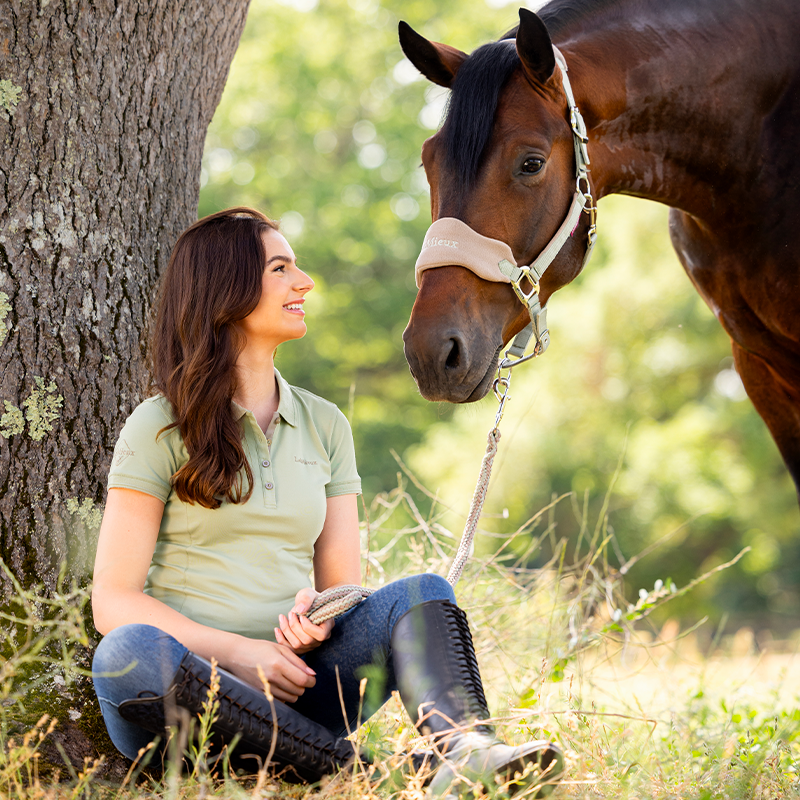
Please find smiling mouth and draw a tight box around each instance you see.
[284,303,305,313]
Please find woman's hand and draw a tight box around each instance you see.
[228,636,317,703]
[275,587,334,655]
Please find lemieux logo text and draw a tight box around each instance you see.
[421,236,459,251]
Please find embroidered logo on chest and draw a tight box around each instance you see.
[294,457,318,466]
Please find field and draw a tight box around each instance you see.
[2,481,799,800]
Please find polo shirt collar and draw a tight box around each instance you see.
[274,368,297,427]
[229,368,297,427]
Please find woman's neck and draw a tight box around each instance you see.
[233,343,279,432]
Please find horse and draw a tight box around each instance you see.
[398,0,800,503]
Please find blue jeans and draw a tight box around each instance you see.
[92,574,455,760]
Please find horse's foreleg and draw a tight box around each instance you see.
[731,341,800,504]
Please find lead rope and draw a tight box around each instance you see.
[305,368,515,625]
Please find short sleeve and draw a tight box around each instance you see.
[325,407,361,498]
[107,397,185,503]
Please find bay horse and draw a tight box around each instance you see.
[399,1,800,502]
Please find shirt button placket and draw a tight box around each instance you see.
[262,439,276,506]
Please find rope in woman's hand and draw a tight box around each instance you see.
[302,427,501,625]
[305,584,374,625]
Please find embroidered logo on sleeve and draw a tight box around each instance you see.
[114,439,135,466]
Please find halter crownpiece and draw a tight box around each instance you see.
[414,45,597,364]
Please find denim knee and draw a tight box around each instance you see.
[393,573,456,607]
[93,624,186,704]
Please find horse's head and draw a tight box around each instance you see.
[400,9,595,402]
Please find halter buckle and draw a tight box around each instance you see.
[509,265,541,306]
[570,107,588,143]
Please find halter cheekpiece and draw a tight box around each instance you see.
[414,46,598,367]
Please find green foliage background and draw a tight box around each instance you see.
[199,0,799,631]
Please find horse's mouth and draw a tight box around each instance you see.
[408,342,501,404]
[460,344,502,403]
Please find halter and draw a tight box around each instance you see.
[414,46,597,369]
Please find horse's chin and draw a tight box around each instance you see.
[410,344,501,404]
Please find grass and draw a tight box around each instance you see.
[1,476,799,800]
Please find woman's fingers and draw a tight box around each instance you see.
[271,645,316,702]
[278,613,308,649]
[291,587,319,615]
[240,640,315,703]
[267,681,301,703]
[278,611,333,653]
[297,614,334,641]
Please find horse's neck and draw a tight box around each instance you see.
[562,0,799,219]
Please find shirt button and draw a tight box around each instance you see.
[265,482,274,490]
[262,460,270,467]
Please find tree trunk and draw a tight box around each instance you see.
[0,0,250,591]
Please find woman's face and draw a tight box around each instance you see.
[236,229,315,349]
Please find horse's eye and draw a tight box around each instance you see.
[521,157,545,175]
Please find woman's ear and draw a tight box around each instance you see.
[398,21,468,88]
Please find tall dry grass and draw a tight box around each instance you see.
[1,475,799,799]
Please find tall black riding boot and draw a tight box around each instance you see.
[391,599,563,798]
[117,651,356,783]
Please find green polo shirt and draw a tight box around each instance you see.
[106,369,361,641]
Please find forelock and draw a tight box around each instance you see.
[440,40,521,192]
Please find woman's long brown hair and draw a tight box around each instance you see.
[151,207,279,508]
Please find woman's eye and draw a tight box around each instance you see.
[521,157,545,175]
[272,265,285,273]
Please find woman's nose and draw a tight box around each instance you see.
[295,268,315,292]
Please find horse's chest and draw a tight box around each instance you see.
[668,208,800,348]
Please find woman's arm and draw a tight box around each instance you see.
[312,492,362,590]
[275,493,361,653]
[92,487,317,702]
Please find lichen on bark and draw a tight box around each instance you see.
[65,497,103,531]
[0,401,23,437]
[22,377,64,442]
[0,78,22,113]
[0,291,11,344]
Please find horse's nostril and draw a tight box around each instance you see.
[444,337,461,370]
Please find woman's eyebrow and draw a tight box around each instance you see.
[266,255,294,265]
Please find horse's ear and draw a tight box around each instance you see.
[398,21,467,88]
[516,8,556,86]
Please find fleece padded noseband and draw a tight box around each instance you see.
[415,218,517,287]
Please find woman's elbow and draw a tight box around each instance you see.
[91,583,116,636]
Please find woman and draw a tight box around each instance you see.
[91,207,562,794]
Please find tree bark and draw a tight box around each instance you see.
[0,0,250,590]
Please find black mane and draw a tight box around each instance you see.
[440,39,520,192]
